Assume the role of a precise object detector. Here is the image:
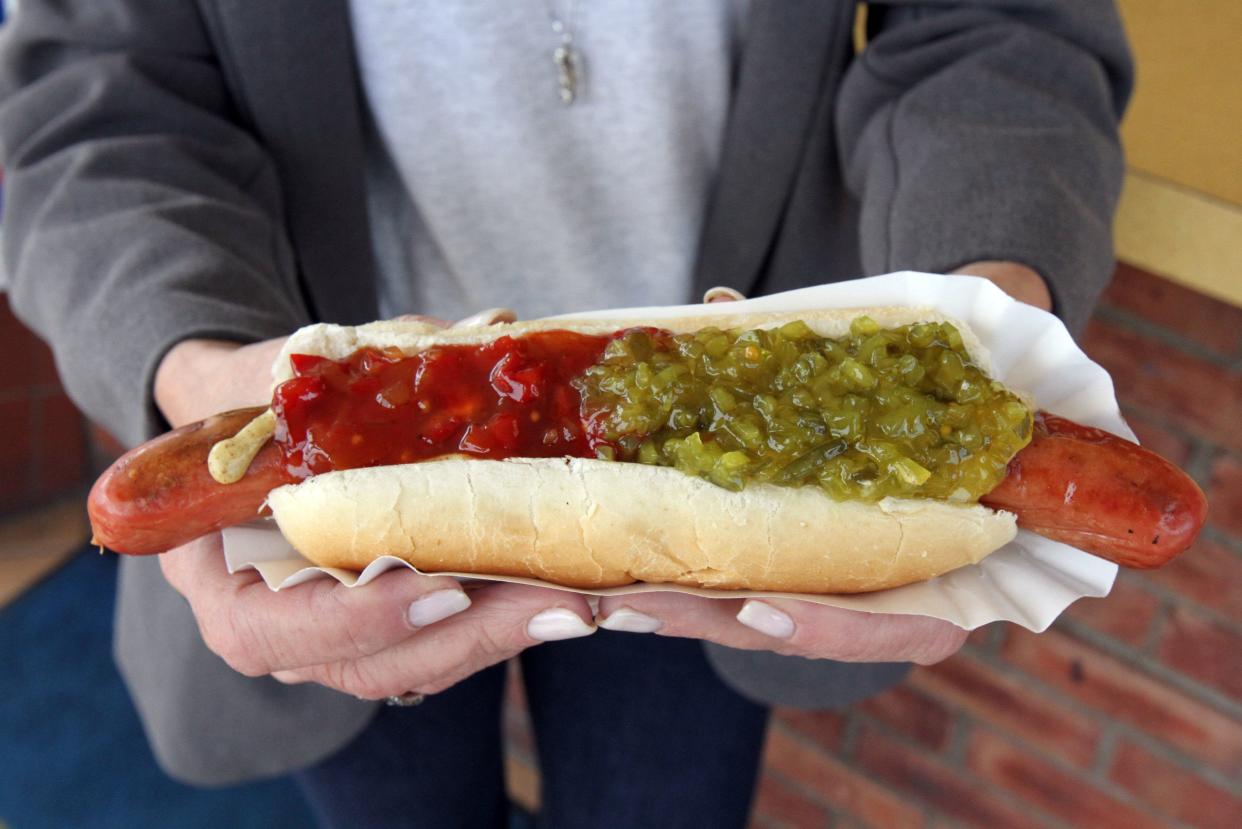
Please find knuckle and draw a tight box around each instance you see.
[207,604,272,677]
[197,612,255,675]
[311,582,382,656]
[910,625,969,665]
[320,660,393,701]
[462,609,525,660]
[416,674,464,696]
[782,609,968,665]
[157,553,185,594]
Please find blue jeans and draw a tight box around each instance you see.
[293,631,770,829]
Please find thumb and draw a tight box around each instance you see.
[702,286,746,304]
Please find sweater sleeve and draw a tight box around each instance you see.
[0,0,312,446]
[835,0,1134,335]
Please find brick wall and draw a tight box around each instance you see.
[0,294,91,515]
[504,264,1242,829]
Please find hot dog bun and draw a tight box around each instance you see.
[264,307,1019,593]
[268,458,1014,593]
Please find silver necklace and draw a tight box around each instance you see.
[544,0,583,105]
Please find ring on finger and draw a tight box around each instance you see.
[384,692,427,707]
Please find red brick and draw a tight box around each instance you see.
[1156,607,1242,702]
[964,623,1008,659]
[1061,574,1160,646]
[0,398,34,511]
[1143,538,1242,622]
[1101,263,1242,359]
[35,393,88,498]
[1119,408,1193,467]
[773,707,847,754]
[750,771,832,829]
[763,726,925,829]
[1000,627,1242,772]
[852,725,1050,829]
[858,685,953,751]
[907,655,1100,767]
[1080,319,1242,452]
[89,422,127,466]
[0,298,33,390]
[1110,738,1242,829]
[966,730,1167,829]
[0,295,58,392]
[965,624,997,650]
[1207,453,1242,541]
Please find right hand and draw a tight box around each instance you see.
[160,534,596,699]
[152,314,595,700]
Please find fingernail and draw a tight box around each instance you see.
[407,589,472,628]
[527,608,596,641]
[736,600,795,639]
[455,307,517,328]
[598,607,663,634]
[703,286,746,303]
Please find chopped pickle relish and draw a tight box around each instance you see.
[573,317,1033,502]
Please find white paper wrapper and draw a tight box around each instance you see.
[224,272,1123,632]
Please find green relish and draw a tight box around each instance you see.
[574,317,1032,503]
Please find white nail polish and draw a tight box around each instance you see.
[527,608,596,641]
[407,589,472,628]
[702,286,746,303]
[598,607,663,634]
[736,600,795,639]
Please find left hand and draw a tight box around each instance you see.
[645,262,1047,664]
[596,594,967,665]
[950,260,1053,312]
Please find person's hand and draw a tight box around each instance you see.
[152,313,470,429]
[154,335,289,429]
[951,260,1053,312]
[152,309,595,700]
[161,534,595,698]
[596,594,966,665]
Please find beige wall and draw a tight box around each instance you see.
[1114,0,1242,307]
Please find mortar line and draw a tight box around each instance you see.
[1113,721,1242,796]
[1055,618,1242,721]
[1136,576,1240,641]
[1093,305,1241,370]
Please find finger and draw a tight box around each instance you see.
[598,593,750,641]
[597,593,966,664]
[160,535,474,676]
[392,313,452,328]
[454,307,517,327]
[702,286,746,303]
[293,582,596,699]
[734,599,968,664]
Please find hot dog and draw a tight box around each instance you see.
[88,308,1208,593]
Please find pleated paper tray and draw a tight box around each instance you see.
[223,272,1123,632]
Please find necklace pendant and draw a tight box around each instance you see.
[553,44,580,106]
